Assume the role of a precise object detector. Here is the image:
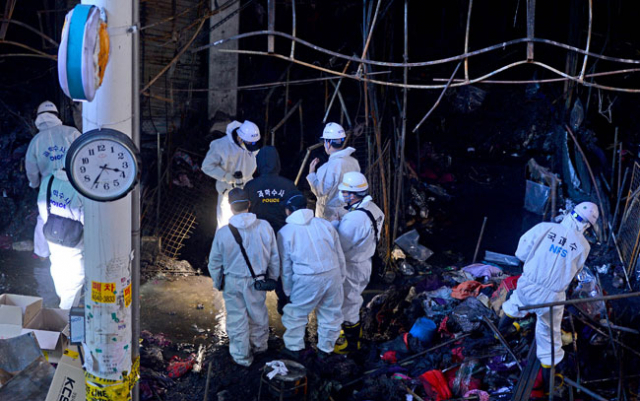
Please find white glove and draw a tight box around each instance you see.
[223,172,236,184]
[265,360,288,380]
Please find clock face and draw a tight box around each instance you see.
[66,129,140,201]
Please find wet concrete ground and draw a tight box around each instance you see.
[0,250,59,307]
[139,274,286,345]
[0,249,286,344]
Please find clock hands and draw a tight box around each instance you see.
[92,164,108,188]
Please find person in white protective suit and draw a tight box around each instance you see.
[208,188,280,366]
[500,202,598,388]
[277,191,346,358]
[26,101,81,259]
[202,120,261,230]
[37,170,84,310]
[306,122,360,222]
[333,172,384,354]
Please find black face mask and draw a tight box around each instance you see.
[244,141,261,152]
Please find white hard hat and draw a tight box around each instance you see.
[37,101,58,115]
[237,120,261,143]
[339,171,369,192]
[321,122,346,140]
[573,202,599,226]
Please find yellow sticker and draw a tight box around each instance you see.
[123,283,132,308]
[64,348,80,359]
[91,281,117,304]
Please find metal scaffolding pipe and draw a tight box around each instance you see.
[518,291,640,311]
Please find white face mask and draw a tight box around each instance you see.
[338,191,346,204]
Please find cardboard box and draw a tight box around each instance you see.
[22,308,69,363]
[45,348,85,401]
[0,294,43,326]
[0,305,23,339]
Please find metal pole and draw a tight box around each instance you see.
[549,306,555,401]
[267,0,275,53]
[131,0,141,398]
[270,99,302,146]
[481,316,523,371]
[564,378,609,401]
[294,143,323,186]
[392,0,408,243]
[611,127,618,190]
[82,0,135,398]
[472,216,488,263]
[322,60,352,123]
[526,0,536,61]
[519,291,640,311]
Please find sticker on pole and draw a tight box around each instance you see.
[123,283,132,308]
[91,281,117,303]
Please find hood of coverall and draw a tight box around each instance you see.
[229,212,258,229]
[255,146,281,176]
[329,146,356,160]
[561,212,590,234]
[285,208,314,225]
[35,113,62,131]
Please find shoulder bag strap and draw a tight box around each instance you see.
[228,224,259,279]
[46,175,55,217]
[356,208,379,241]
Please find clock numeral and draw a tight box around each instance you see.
[83,175,91,182]
[111,146,115,153]
[122,162,129,169]
[120,171,126,178]
[113,180,120,187]
[118,152,124,160]
[82,158,89,164]
[88,149,95,156]
[103,183,110,190]
[97,145,106,152]
[80,166,86,173]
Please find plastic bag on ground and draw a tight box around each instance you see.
[572,266,606,320]
[395,229,433,262]
[483,251,521,267]
[452,297,496,333]
[452,359,481,396]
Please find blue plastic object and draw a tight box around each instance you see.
[66,5,94,100]
[409,317,437,344]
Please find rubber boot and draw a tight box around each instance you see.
[334,322,361,354]
[496,315,520,339]
[542,367,565,398]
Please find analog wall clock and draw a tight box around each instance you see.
[65,128,141,202]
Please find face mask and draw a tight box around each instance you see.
[243,140,261,152]
[338,191,347,204]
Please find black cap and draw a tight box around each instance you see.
[285,190,307,212]
[228,188,249,204]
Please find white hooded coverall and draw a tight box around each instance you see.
[208,213,280,366]
[336,196,385,324]
[202,122,258,229]
[277,209,346,353]
[502,214,590,367]
[306,147,360,222]
[37,170,84,310]
[26,113,81,257]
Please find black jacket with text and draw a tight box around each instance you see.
[244,146,298,233]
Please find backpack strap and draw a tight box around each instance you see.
[46,175,55,217]
[228,224,260,279]
[356,208,379,241]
